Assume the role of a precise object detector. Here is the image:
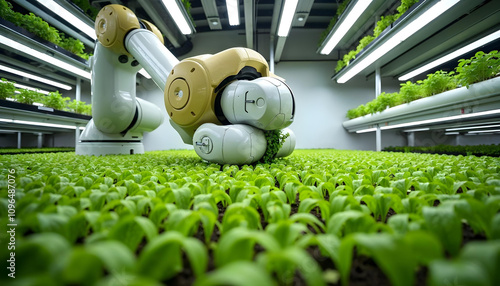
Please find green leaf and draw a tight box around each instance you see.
[85,240,136,274]
[194,261,276,286]
[108,216,157,251]
[137,231,208,280]
[422,206,462,256]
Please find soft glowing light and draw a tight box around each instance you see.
[226,0,240,26]
[0,34,90,80]
[399,29,500,81]
[320,0,373,55]
[162,0,192,35]
[277,0,299,37]
[337,0,460,83]
[0,64,72,90]
[37,0,96,40]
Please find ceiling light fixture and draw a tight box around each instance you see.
[337,0,460,84]
[36,0,96,40]
[355,127,377,133]
[277,0,299,37]
[226,0,240,26]
[319,0,373,55]
[161,0,193,35]
[399,29,500,81]
[0,64,72,90]
[0,34,90,80]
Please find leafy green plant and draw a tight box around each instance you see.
[1,149,500,285]
[40,91,70,110]
[0,0,90,59]
[455,50,500,88]
[260,129,290,164]
[420,70,457,95]
[0,78,16,99]
[14,88,42,105]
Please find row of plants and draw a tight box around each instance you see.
[0,0,91,59]
[1,149,499,285]
[384,144,500,157]
[318,0,352,47]
[334,0,420,72]
[0,147,75,155]
[0,78,92,115]
[346,50,500,119]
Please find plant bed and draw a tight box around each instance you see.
[0,147,75,155]
[384,144,500,157]
[1,149,499,285]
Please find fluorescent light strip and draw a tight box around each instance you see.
[226,0,240,26]
[356,127,377,133]
[337,0,460,83]
[468,129,500,134]
[36,0,96,40]
[399,29,500,80]
[446,124,500,132]
[277,0,299,37]
[380,109,500,130]
[0,35,90,80]
[13,83,51,95]
[403,128,430,132]
[162,0,192,35]
[320,0,373,55]
[0,118,80,129]
[445,132,459,135]
[0,81,51,94]
[0,64,72,90]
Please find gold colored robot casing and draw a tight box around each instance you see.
[165,48,270,137]
[95,5,164,55]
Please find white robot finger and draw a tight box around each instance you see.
[220,77,295,130]
[193,123,267,165]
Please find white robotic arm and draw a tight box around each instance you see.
[77,4,296,164]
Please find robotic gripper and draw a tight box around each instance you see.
[76,4,296,164]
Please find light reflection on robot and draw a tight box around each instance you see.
[76,4,296,165]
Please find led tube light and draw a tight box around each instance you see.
[354,109,500,133]
[36,0,96,40]
[399,29,500,81]
[320,0,373,55]
[380,109,500,130]
[0,118,79,129]
[0,34,90,80]
[337,0,460,84]
[468,129,500,134]
[356,127,377,133]
[162,0,192,35]
[0,64,72,90]
[277,0,299,37]
[226,0,240,26]
[446,124,500,132]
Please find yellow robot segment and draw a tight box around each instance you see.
[95,5,164,56]
[164,48,270,138]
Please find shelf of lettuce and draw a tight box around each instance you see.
[0,17,91,85]
[343,76,500,137]
[317,0,397,55]
[11,0,96,48]
[0,99,90,148]
[332,0,500,83]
